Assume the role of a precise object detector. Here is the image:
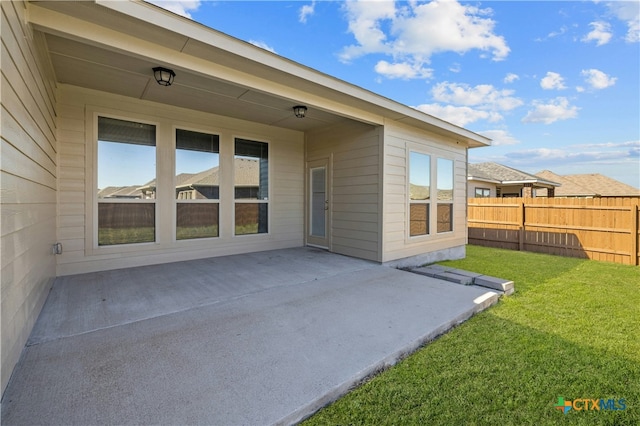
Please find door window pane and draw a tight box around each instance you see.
[311,167,326,237]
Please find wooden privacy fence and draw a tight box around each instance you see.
[468,197,640,265]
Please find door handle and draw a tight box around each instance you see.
[324,200,329,211]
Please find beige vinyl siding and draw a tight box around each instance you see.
[1,1,58,393]
[56,85,303,275]
[382,122,468,262]
[306,121,382,261]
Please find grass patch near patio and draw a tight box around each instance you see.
[305,245,639,425]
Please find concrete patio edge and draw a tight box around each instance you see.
[278,290,500,425]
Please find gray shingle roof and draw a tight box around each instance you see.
[536,170,640,196]
[469,162,560,186]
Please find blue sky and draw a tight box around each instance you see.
[148,0,640,188]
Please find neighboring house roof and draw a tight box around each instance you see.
[28,0,490,148]
[468,162,560,188]
[134,158,260,193]
[98,185,144,198]
[536,170,640,197]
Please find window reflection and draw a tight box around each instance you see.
[176,129,220,240]
[235,139,268,235]
[97,117,156,245]
[437,158,454,233]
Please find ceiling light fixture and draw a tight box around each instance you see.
[293,105,307,118]
[152,67,176,86]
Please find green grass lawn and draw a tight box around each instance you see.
[305,245,639,425]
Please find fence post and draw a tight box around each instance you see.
[632,204,639,266]
[518,201,525,251]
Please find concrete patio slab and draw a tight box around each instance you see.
[1,248,499,425]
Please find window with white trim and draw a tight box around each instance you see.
[437,158,454,233]
[475,187,491,198]
[175,129,220,240]
[97,116,156,245]
[409,151,430,236]
[234,139,268,235]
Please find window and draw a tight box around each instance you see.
[97,117,156,245]
[234,139,268,235]
[475,187,491,198]
[437,158,453,233]
[175,129,220,240]
[409,152,430,236]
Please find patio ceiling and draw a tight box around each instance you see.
[42,33,346,132]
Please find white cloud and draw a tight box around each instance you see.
[522,97,579,124]
[606,1,640,43]
[415,104,500,127]
[449,63,461,73]
[540,72,567,90]
[503,73,519,84]
[299,1,316,24]
[581,69,617,89]
[506,146,638,164]
[249,40,277,54]
[582,21,612,46]
[374,60,433,79]
[431,82,523,111]
[340,0,509,78]
[576,86,585,93]
[478,129,520,146]
[146,0,200,19]
[569,140,640,149]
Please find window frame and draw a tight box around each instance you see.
[174,126,221,241]
[475,187,491,198]
[436,157,454,234]
[407,150,432,238]
[89,111,161,251]
[233,137,270,237]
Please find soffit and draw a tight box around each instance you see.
[44,33,343,131]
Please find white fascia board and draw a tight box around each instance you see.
[468,177,501,184]
[94,0,490,146]
[501,179,561,187]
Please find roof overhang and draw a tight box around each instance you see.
[467,176,501,184]
[27,0,490,147]
[500,179,561,188]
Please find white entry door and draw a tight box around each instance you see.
[307,159,329,248]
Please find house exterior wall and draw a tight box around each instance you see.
[381,121,468,264]
[306,121,383,262]
[1,1,58,393]
[56,85,304,276]
[467,181,497,198]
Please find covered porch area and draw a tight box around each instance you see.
[2,248,500,424]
